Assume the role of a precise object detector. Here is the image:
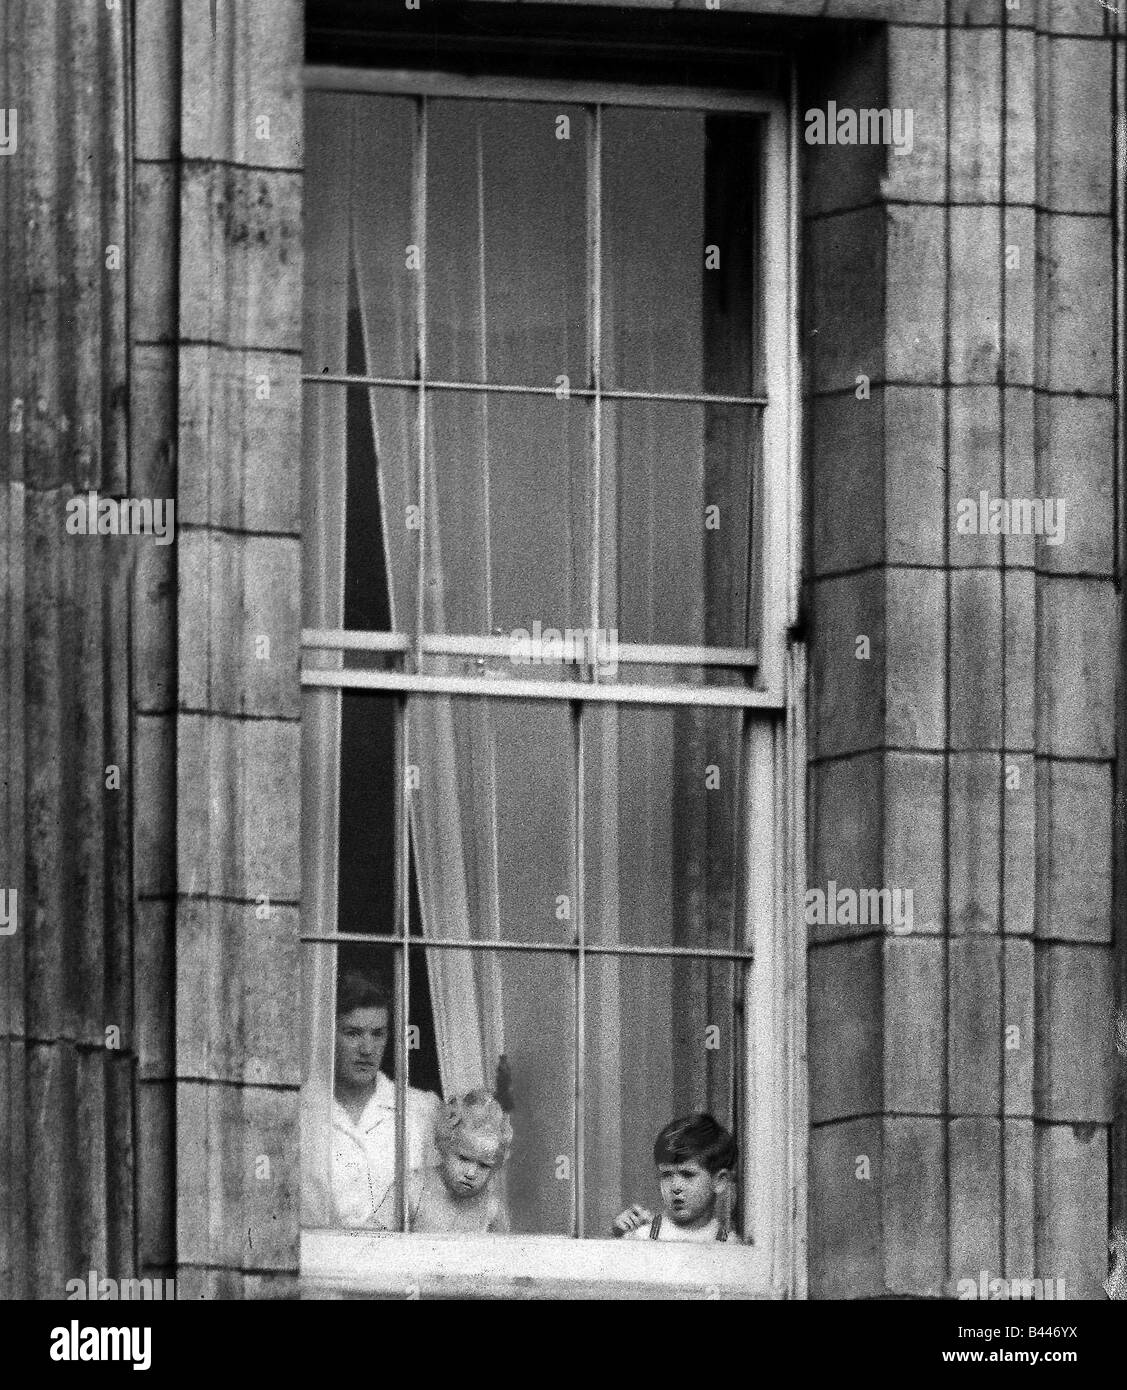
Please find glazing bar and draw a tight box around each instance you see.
[301,667,784,710]
[300,932,755,962]
[300,371,768,410]
[301,629,759,669]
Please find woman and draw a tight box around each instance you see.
[303,971,440,1228]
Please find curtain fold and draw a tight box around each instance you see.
[352,112,496,1105]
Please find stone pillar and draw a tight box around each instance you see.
[0,0,133,1300]
[805,0,1118,1300]
[170,0,304,1298]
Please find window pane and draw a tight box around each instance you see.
[427,100,588,387]
[603,399,761,649]
[350,384,419,636]
[408,697,576,946]
[584,704,744,949]
[584,955,744,1240]
[602,109,761,396]
[425,392,591,636]
[306,92,417,379]
[338,691,399,937]
[411,945,576,1236]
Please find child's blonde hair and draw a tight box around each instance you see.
[435,1089,513,1163]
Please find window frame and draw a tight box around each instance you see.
[298,60,806,1300]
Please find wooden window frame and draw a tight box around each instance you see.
[298,61,806,1301]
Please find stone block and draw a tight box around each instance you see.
[1036,394,1116,575]
[179,530,301,719]
[950,205,1002,384]
[1037,759,1114,943]
[885,25,948,204]
[949,752,1002,935]
[1004,1118,1036,1277]
[949,568,1003,749]
[1036,943,1115,1120]
[133,164,178,345]
[134,713,176,897]
[1003,206,1036,387]
[949,386,1002,569]
[176,713,301,901]
[803,30,888,218]
[883,1117,947,1297]
[1044,0,1110,35]
[177,1081,301,1269]
[885,386,946,567]
[182,0,303,169]
[1004,28,1036,203]
[178,346,301,534]
[1002,751,1035,935]
[808,938,882,1122]
[180,164,302,352]
[886,566,946,748]
[884,935,945,1113]
[1036,576,1117,759]
[1003,569,1035,748]
[885,204,946,383]
[811,389,884,578]
[134,0,179,162]
[809,753,884,945]
[1040,214,1115,395]
[1035,1122,1109,1300]
[806,207,886,394]
[808,1117,883,1300]
[949,936,1002,1114]
[177,898,302,1086]
[1003,936,1035,1113]
[948,1117,1002,1288]
[950,29,1003,203]
[884,752,946,935]
[134,898,174,1080]
[810,568,885,759]
[1044,37,1113,213]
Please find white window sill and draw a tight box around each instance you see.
[301,1229,783,1300]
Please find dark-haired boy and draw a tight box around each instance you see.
[611,1113,740,1243]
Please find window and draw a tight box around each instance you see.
[299,59,803,1298]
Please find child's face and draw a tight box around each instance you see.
[658,1158,728,1227]
[438,1129,503,1199]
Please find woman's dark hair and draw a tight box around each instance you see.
[336,970,391,1016]
[653,1113,737,1175]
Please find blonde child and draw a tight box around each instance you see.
[378,1089,512,1233]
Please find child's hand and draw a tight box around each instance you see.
[611,1204,652,1237]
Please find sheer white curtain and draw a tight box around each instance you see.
[351,299,498,1102]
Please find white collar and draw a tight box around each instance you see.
[332,1071,395,1133]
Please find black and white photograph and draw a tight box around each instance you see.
[1,0,1126,1349]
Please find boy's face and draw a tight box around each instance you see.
[438,1129,503,1199]
[334,1006,389,1090]
[658,1158,729,1228]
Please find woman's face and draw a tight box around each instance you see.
[334,1006,389,1092]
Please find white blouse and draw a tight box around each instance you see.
[305,1072,440,1227]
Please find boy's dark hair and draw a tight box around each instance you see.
[653,1113,737,1175]
[337,970,391,1016]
